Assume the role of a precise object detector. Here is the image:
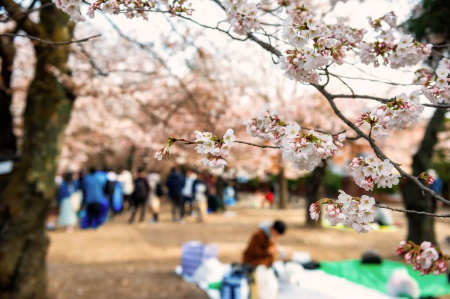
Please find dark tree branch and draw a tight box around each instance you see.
[0,33,102,46]
[375,204,450,218]
[2,0,40,36]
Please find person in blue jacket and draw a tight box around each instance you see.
[81,167,107,228]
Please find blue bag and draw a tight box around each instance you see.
[220,272,250,299]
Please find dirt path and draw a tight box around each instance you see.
[47,202,450,299]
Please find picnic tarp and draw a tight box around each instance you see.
[202,269,392,299]
[320,259,450,298]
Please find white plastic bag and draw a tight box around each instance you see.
[283,262,304,285]
[255,265,278,299]
[386,269,420,299]
[192,258,230,287]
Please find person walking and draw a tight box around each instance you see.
[147,170,163,223]
[129,167,150,223]
[57,172,78,232]
[166,167,184,222]
[181,169,196,219]
[81,167,107,229]
[118,168,134,210]
[193,173,208,222]
[104,170,118,220]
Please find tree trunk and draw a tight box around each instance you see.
[0,36,17,161]
[278,167,288,209]
[0,3,74,298]
[305,160,327,227]
[401,109,446,245]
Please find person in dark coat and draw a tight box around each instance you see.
[243,220,287,268]
[129,167,150,223]
[166,167,184,222]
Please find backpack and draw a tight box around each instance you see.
[156,183,164,197]
[134,178,147,199]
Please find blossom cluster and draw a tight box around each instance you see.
[154,138,175,161]
[195,129,236,168]
[396,241,448,276]
[243,110,286,144]
[52,0,85,22]
[355,92,424,139]
[223,0,260,35]
[349,155,400,191]
[419,172,435,185]
[281,6,365,83]
[281,128,344,171]
[309,190,375,233]
[244,110,345,170]
[416,57,450,104]
[154,129,236,168]
[54,0,192,22]
[358,12,432,68]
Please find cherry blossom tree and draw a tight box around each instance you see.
[1,0,450,297]
[0,0,79,297]
[67,0,448,275]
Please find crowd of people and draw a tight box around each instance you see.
[50,166,237,232]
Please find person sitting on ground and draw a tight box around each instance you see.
[243,220,287,268]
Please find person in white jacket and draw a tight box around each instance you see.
[118,168,134,210]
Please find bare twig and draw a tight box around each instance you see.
[0,33,102,46]
[332,94,450,109]
[235,140,280,149]
[375,204,450,218]
[328,71,419,87]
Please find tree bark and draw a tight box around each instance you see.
[401,109,446,245]
[0,2,74,298]
[305,160,327,227]
[0,36,17,161]
[277,166,288,209]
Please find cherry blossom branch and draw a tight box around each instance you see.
[375,204,450,218]
[0,33,102,46]
[171,138,280,149]
[120,8,449,207]
[314,84,450,205]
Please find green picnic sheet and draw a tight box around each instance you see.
[320,259,450,298]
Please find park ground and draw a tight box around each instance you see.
[47,199,450,299]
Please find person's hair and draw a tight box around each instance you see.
[88,167,96,174]
[137,167,145,174]
[272,220,287,235]
[63,172,73,182]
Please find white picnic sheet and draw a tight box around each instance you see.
[277,269,393,299]
[181,266,394,298]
